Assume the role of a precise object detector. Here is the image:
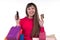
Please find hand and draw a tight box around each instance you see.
[39,20,44,27]
[15,14,20,26]
[4,37,7,40]
[39,14,44,27]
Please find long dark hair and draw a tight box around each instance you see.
[26,3,40,37]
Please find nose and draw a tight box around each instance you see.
[30,9,34,12]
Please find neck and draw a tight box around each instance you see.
[28,16,33,19]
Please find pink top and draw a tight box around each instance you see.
[19,17,45,40]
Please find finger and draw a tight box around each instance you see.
[15,14,17,20]
[15,14,20,26]
[15,14,20,20]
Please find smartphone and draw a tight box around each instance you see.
[41,14,44,19]
[16,11,19,20]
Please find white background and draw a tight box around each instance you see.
[0,0,60,40]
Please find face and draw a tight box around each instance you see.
[27,5,35,17]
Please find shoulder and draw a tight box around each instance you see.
[19,17,27,23]
[20,17,27,21]
[19,17,27,26]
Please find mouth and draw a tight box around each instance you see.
[30,12,34,14]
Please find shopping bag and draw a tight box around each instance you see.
[20,34,24,40]
[46,34,56,40]
[6,26,20,40]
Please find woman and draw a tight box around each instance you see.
[15,3,46,40]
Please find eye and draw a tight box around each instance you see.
[32,8,34,9]
[27,8,30,10]
[32,7,35,10]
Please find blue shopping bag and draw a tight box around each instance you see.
[20,34,24,40]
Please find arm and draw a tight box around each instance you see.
[39,14,46,40]
[40,26,45,32]
[39,14,45,32]
[39,26,46,40]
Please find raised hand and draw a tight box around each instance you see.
[15,11,20,26]
[39,14,44,27]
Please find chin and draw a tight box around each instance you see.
[29,14,34,17]
[31,15,33,16]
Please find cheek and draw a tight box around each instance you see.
[27,10,30,16]
[27,10,30,13]
[32,8,35,13]
[33,10,35,14]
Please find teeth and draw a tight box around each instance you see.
[30,12,34,14]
